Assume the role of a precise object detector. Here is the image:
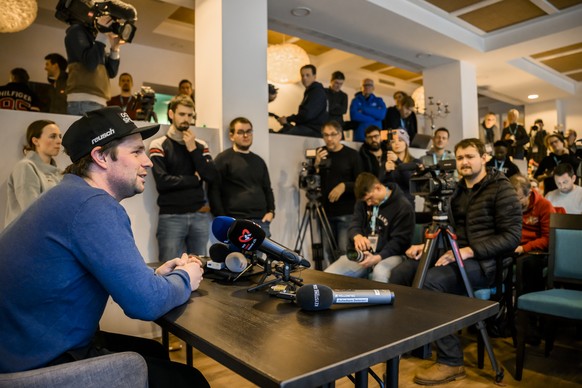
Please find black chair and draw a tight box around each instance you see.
[515,213,582,380]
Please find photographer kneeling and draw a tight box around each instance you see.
[324,172,414,282]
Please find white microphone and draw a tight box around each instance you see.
[295,284,395,311]
[225,252,248,273]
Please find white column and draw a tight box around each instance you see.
[194,0,269,159]
[422,61,478,148]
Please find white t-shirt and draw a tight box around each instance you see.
[545,185,582,214]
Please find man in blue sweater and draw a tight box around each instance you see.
[0,107,208,387]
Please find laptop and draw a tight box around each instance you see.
[410,134,433,149]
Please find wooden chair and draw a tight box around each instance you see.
[515,213,582,380]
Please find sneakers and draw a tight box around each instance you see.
[414,363,466,385]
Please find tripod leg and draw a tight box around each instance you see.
[444,231,505,383]
[412,226,442,288]
[315,205,339,264]
[294,205,311,254]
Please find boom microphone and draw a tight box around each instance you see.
[227,220,311,268]
[295,284,394,311]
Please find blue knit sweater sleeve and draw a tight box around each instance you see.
[70,194,192,321]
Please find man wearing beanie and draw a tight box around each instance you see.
[0,107,209,387]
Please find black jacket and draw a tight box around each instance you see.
[348,183,414,259]
[288,81,329,131]
[448,169,522,275]
[149,134,218,214]
[359,142,388,180]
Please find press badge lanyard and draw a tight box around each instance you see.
[432,151,449,166]
[370,190,390,235]
[494,159,505,171]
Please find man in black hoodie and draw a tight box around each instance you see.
[277,64,328,137]
[390,138,522,385]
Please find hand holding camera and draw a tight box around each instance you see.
[314,147,328,169]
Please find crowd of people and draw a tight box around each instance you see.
[2,42,582,388]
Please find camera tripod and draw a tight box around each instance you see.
[293,190,338,271]
[412,201,505,384]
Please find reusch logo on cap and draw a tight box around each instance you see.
[91,128,116,145]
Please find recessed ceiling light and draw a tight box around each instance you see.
[415,53,432,59]
[528,94,539,100]
[291,7,311,17]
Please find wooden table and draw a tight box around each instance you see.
[156,269,498,387]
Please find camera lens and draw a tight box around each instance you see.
[346,249,364,262]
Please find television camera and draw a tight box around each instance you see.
[410,159,457,214]
[134,86,157,122]
[298,148,330,200]
[56,0,138,43]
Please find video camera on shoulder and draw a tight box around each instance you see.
[410,159,457,198]
[56,0,138,43]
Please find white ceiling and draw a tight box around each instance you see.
[35,0,582,105]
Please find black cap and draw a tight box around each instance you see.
[268,83,278,94]
[63,106,160,162]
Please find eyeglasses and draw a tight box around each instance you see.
[365,134,380,140]
[235,130,253,136]
[363,84,374,87]
[323,132,340,138]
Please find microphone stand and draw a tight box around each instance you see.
[231,252,264,282]
[247,254,304,293]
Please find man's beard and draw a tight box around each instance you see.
[176,122,190,131]
[366,142,380,151]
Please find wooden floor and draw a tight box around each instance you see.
[167,324,582,387]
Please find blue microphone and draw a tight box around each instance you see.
[212,216,236,242]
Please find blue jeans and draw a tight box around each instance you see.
[157,212,210,261]
[67,101,105,115]
[325,254,404,283]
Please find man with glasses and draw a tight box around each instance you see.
[209,117,275,236]
[349,78,387,142]
[314,121,363,263]
[359,125,388,180]
[149,95,218,261]
[390,138,521,385]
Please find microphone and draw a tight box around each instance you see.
[295,284,394,311]
[212,216,236,242]
[207,242,231,270]
[227,220,311,268]
[225,252,248,273]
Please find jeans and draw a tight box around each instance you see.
[279,124,321,138]
[325,254,404,283]
[157,212,210,261]
[390,258,494,366]
[67,101,105,115]
[325,214,351,259]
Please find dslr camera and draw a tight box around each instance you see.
[409,159,457,199]
[56,0,138,43]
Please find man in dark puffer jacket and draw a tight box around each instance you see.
[390,138,522,385]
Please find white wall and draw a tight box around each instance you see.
[525,96,582,134]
